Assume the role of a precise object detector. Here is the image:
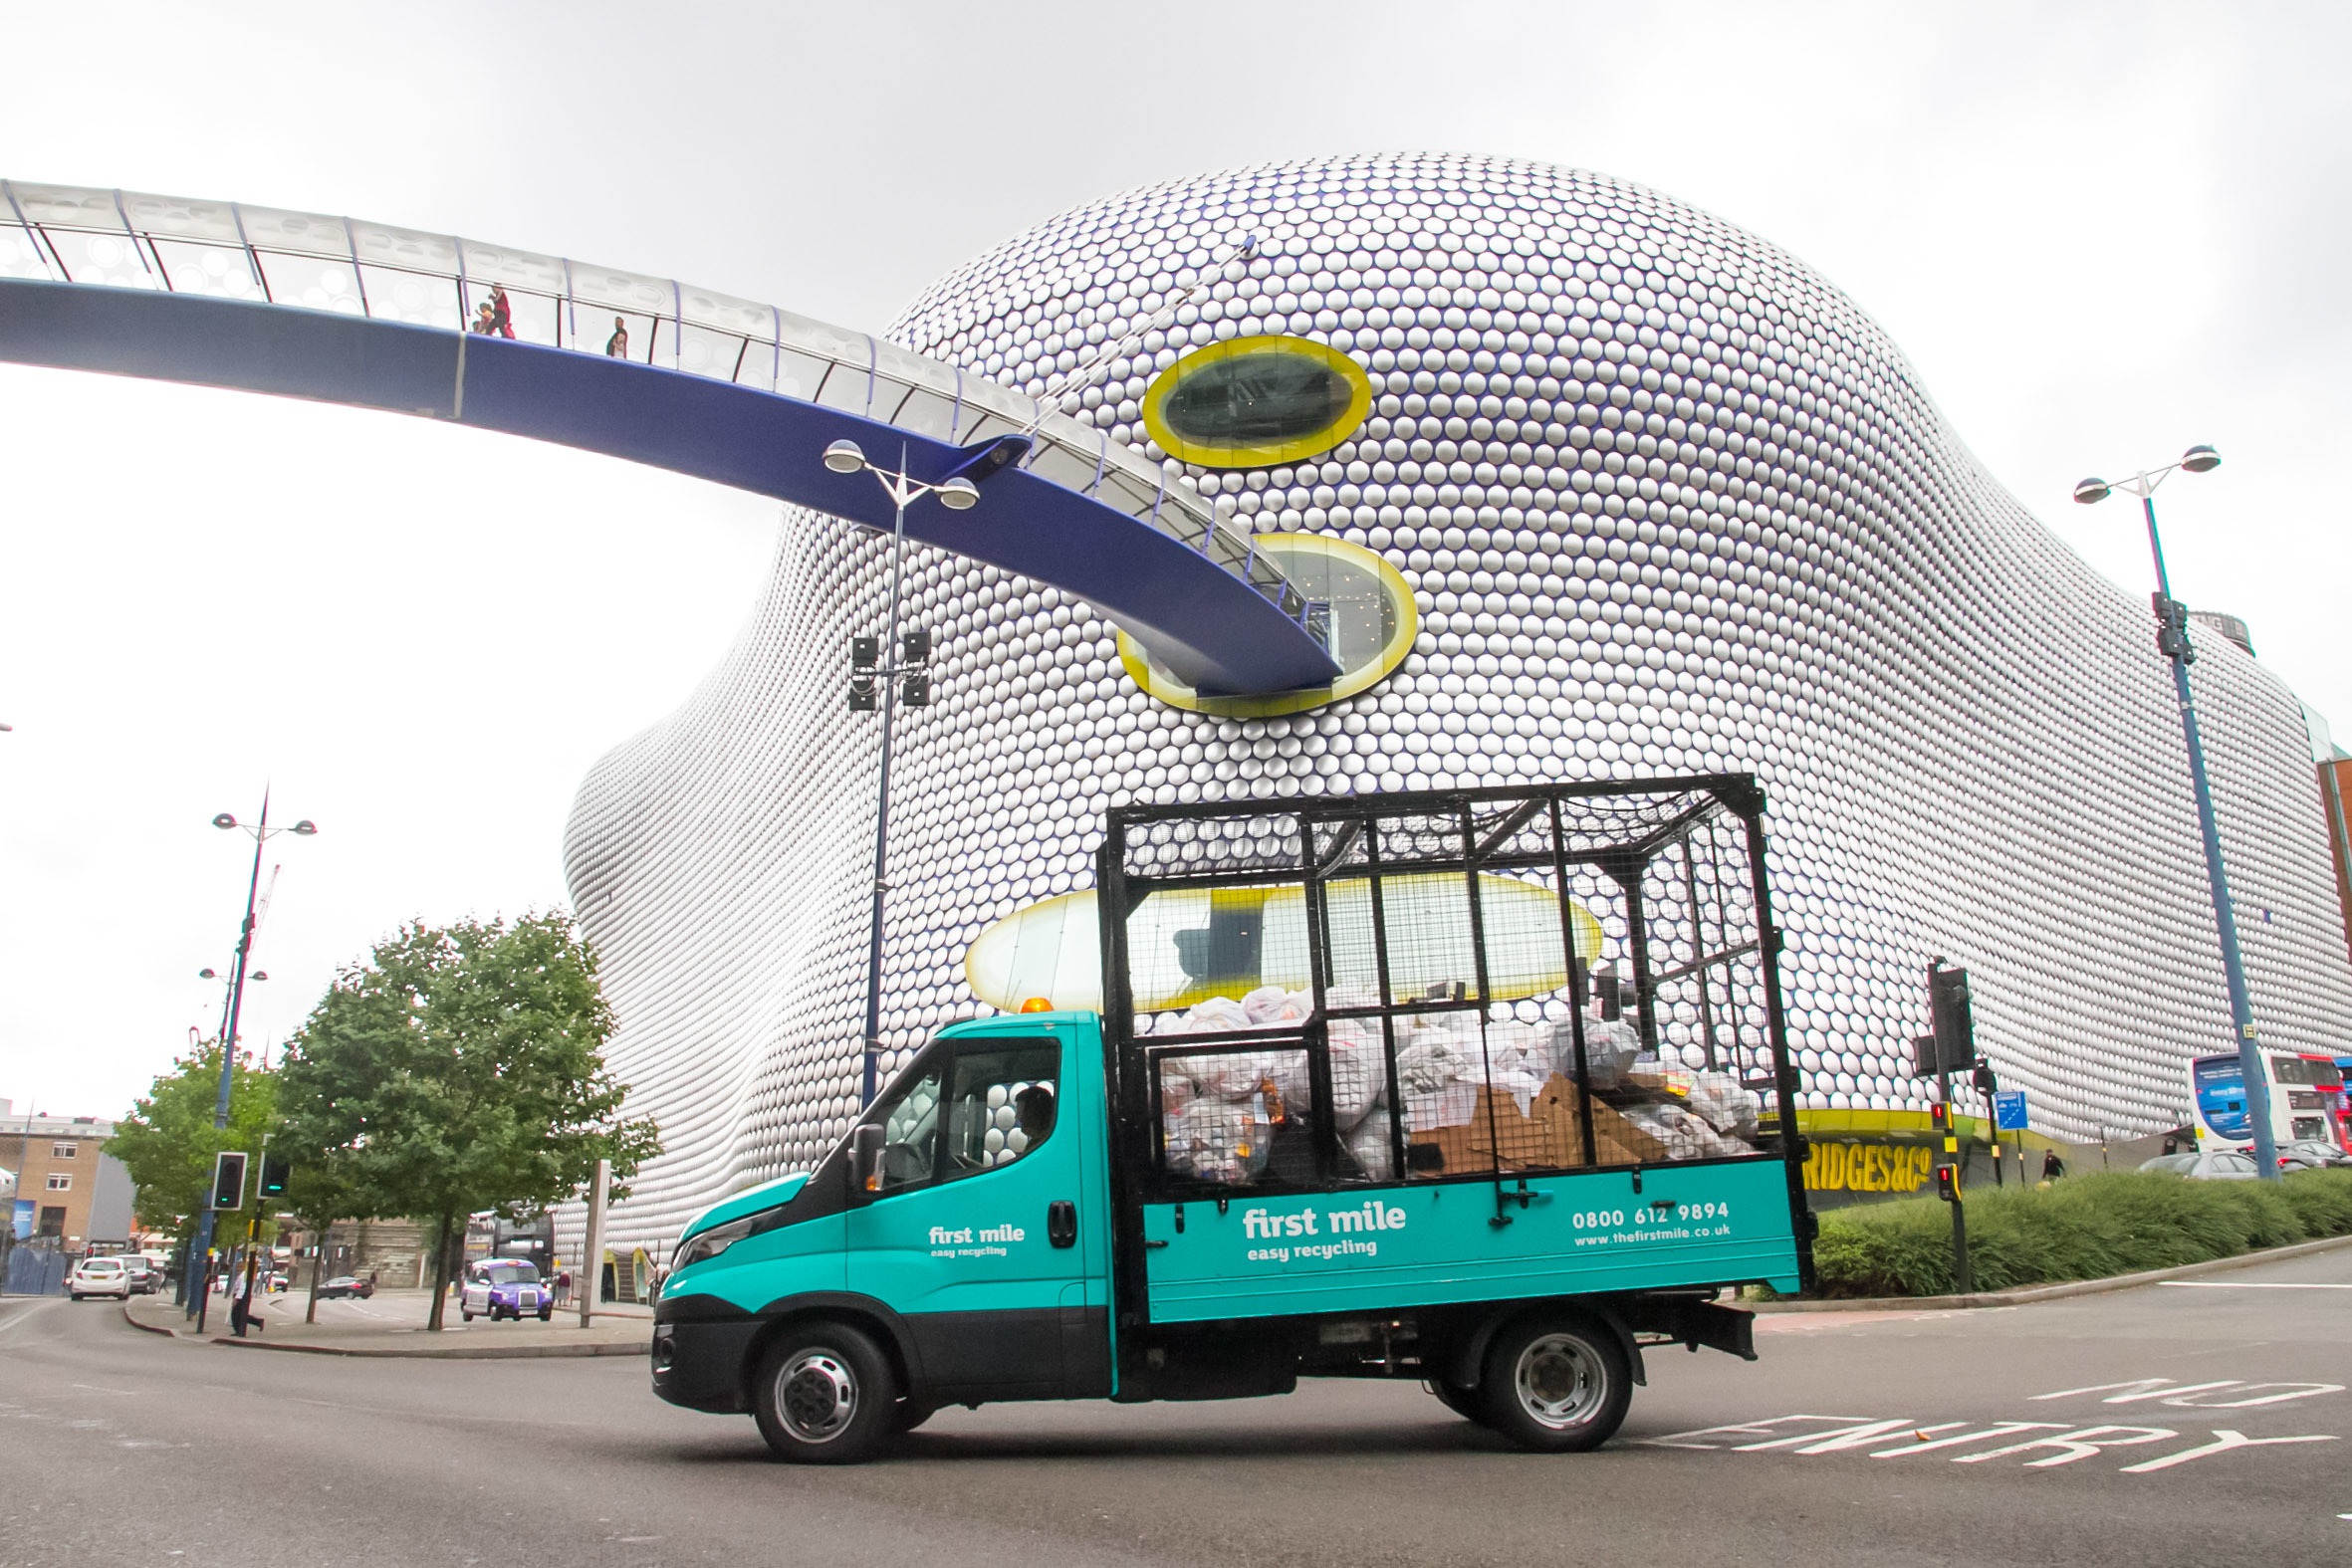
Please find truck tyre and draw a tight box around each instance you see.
[752,1322,896,1464]
[1478,1312,1632,1453]
[1427,1380,1487,1425]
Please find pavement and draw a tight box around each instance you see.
[119,1284,653,1357]
[2,1245,2347,1567]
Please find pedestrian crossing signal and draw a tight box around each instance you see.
[209,1150,247,1211]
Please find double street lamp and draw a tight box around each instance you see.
[820,437,987,1106]
[2074,444,2279,1179]
[183,794,316,1314]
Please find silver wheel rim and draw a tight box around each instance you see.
[777,1349,859,1444]
[1513,1332,1606,1430]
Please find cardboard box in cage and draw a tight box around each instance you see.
[1406,1074,1675,1174]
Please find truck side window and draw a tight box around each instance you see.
[869,1060,948,1194]
[938,1041,1060,1182]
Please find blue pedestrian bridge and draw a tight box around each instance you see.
[0,180,1343,699]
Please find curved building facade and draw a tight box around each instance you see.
[564,154,2352,1251]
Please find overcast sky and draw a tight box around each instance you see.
[1,2,2343,1123]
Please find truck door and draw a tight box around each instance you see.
[847,1028,1105,1399]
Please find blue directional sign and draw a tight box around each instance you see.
[1993,1089,2029,1131]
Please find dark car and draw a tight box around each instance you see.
[316,1275,375,1299]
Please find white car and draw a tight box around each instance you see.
[68,1256,131,1300]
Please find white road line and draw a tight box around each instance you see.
[2159,1282,2352,1290]
[0,1299,59,1337]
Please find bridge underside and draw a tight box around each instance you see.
[0,278,1341,698]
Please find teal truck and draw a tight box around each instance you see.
[652,776,1815,1460]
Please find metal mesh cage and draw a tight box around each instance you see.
[1099,776,1797,1198]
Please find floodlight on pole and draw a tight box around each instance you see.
[184,792,319,1314]
[2073,443,2277,1179]
[823,438,1015,1104]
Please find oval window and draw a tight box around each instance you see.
[1142,336,1372,468]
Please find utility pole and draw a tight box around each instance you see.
[1922,960,1975,1296]
[578,1158,609,1328]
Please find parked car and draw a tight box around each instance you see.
[315,1275,375,1300]
[460,1258,552,1322]
[2278,1139,2352,1170]
[68,1256,131,1300]
[116,1256,161,1294]
[2138,1150,2260,1181]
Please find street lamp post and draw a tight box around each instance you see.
[821,437,990,1105]
[2074,445,2279,1179]
[183,793,317,1316]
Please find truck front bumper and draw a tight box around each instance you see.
[651,1301,761,1414]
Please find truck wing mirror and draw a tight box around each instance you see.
[850,1125,886,1194]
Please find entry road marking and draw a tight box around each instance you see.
[1639,1413,2339,1473]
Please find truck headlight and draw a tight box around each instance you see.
[672,1216,754,1273]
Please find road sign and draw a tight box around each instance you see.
[1993,1089,2029,1131]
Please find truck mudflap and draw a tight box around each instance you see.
[1623,1294,1757,1361]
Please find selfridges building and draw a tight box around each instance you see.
[564,154,2352,1248]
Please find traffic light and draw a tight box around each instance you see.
[1927,1099,1961,1204]
[2151,591,2197,664]
[1930,963,1976,1072]
[259,1153,290,1200]
[900,628,932,708]
[1971,1061,1999,1096]
[209,1150,248,1211]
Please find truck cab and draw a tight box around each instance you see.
[654,776,1813,1461]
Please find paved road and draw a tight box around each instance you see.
[3,1246,2348,1568]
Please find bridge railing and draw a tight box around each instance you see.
[0,180,1308,626]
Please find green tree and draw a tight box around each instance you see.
[280,1161,359,1325]
[111,1039,277,1252]
[276,913,661,1329]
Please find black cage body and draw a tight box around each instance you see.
[1096,775,1808,1245]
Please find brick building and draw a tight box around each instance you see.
[0,1102,132,1255]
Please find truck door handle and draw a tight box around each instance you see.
[1048,1200,1076,1248]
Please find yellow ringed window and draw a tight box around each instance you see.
[1141,336,1373,468]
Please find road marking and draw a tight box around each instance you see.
[2159,1281,2352,1290]
[1952,1426,2180,1467]
[1639,1412,2339,1473]
[0,1299,57,1338]
[1873,1423,2070,1457]
[2033,1379,2343,1408]
[2118,1430,2340,1473]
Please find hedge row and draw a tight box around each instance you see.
[1809,1167,2352,1298]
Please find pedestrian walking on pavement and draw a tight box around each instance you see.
[229,1263,254,1337]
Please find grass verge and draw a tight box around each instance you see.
[1810,1167,2352,1298]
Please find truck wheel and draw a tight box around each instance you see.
[752,1322,895,1464]
[1478,1312,1631,1453]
